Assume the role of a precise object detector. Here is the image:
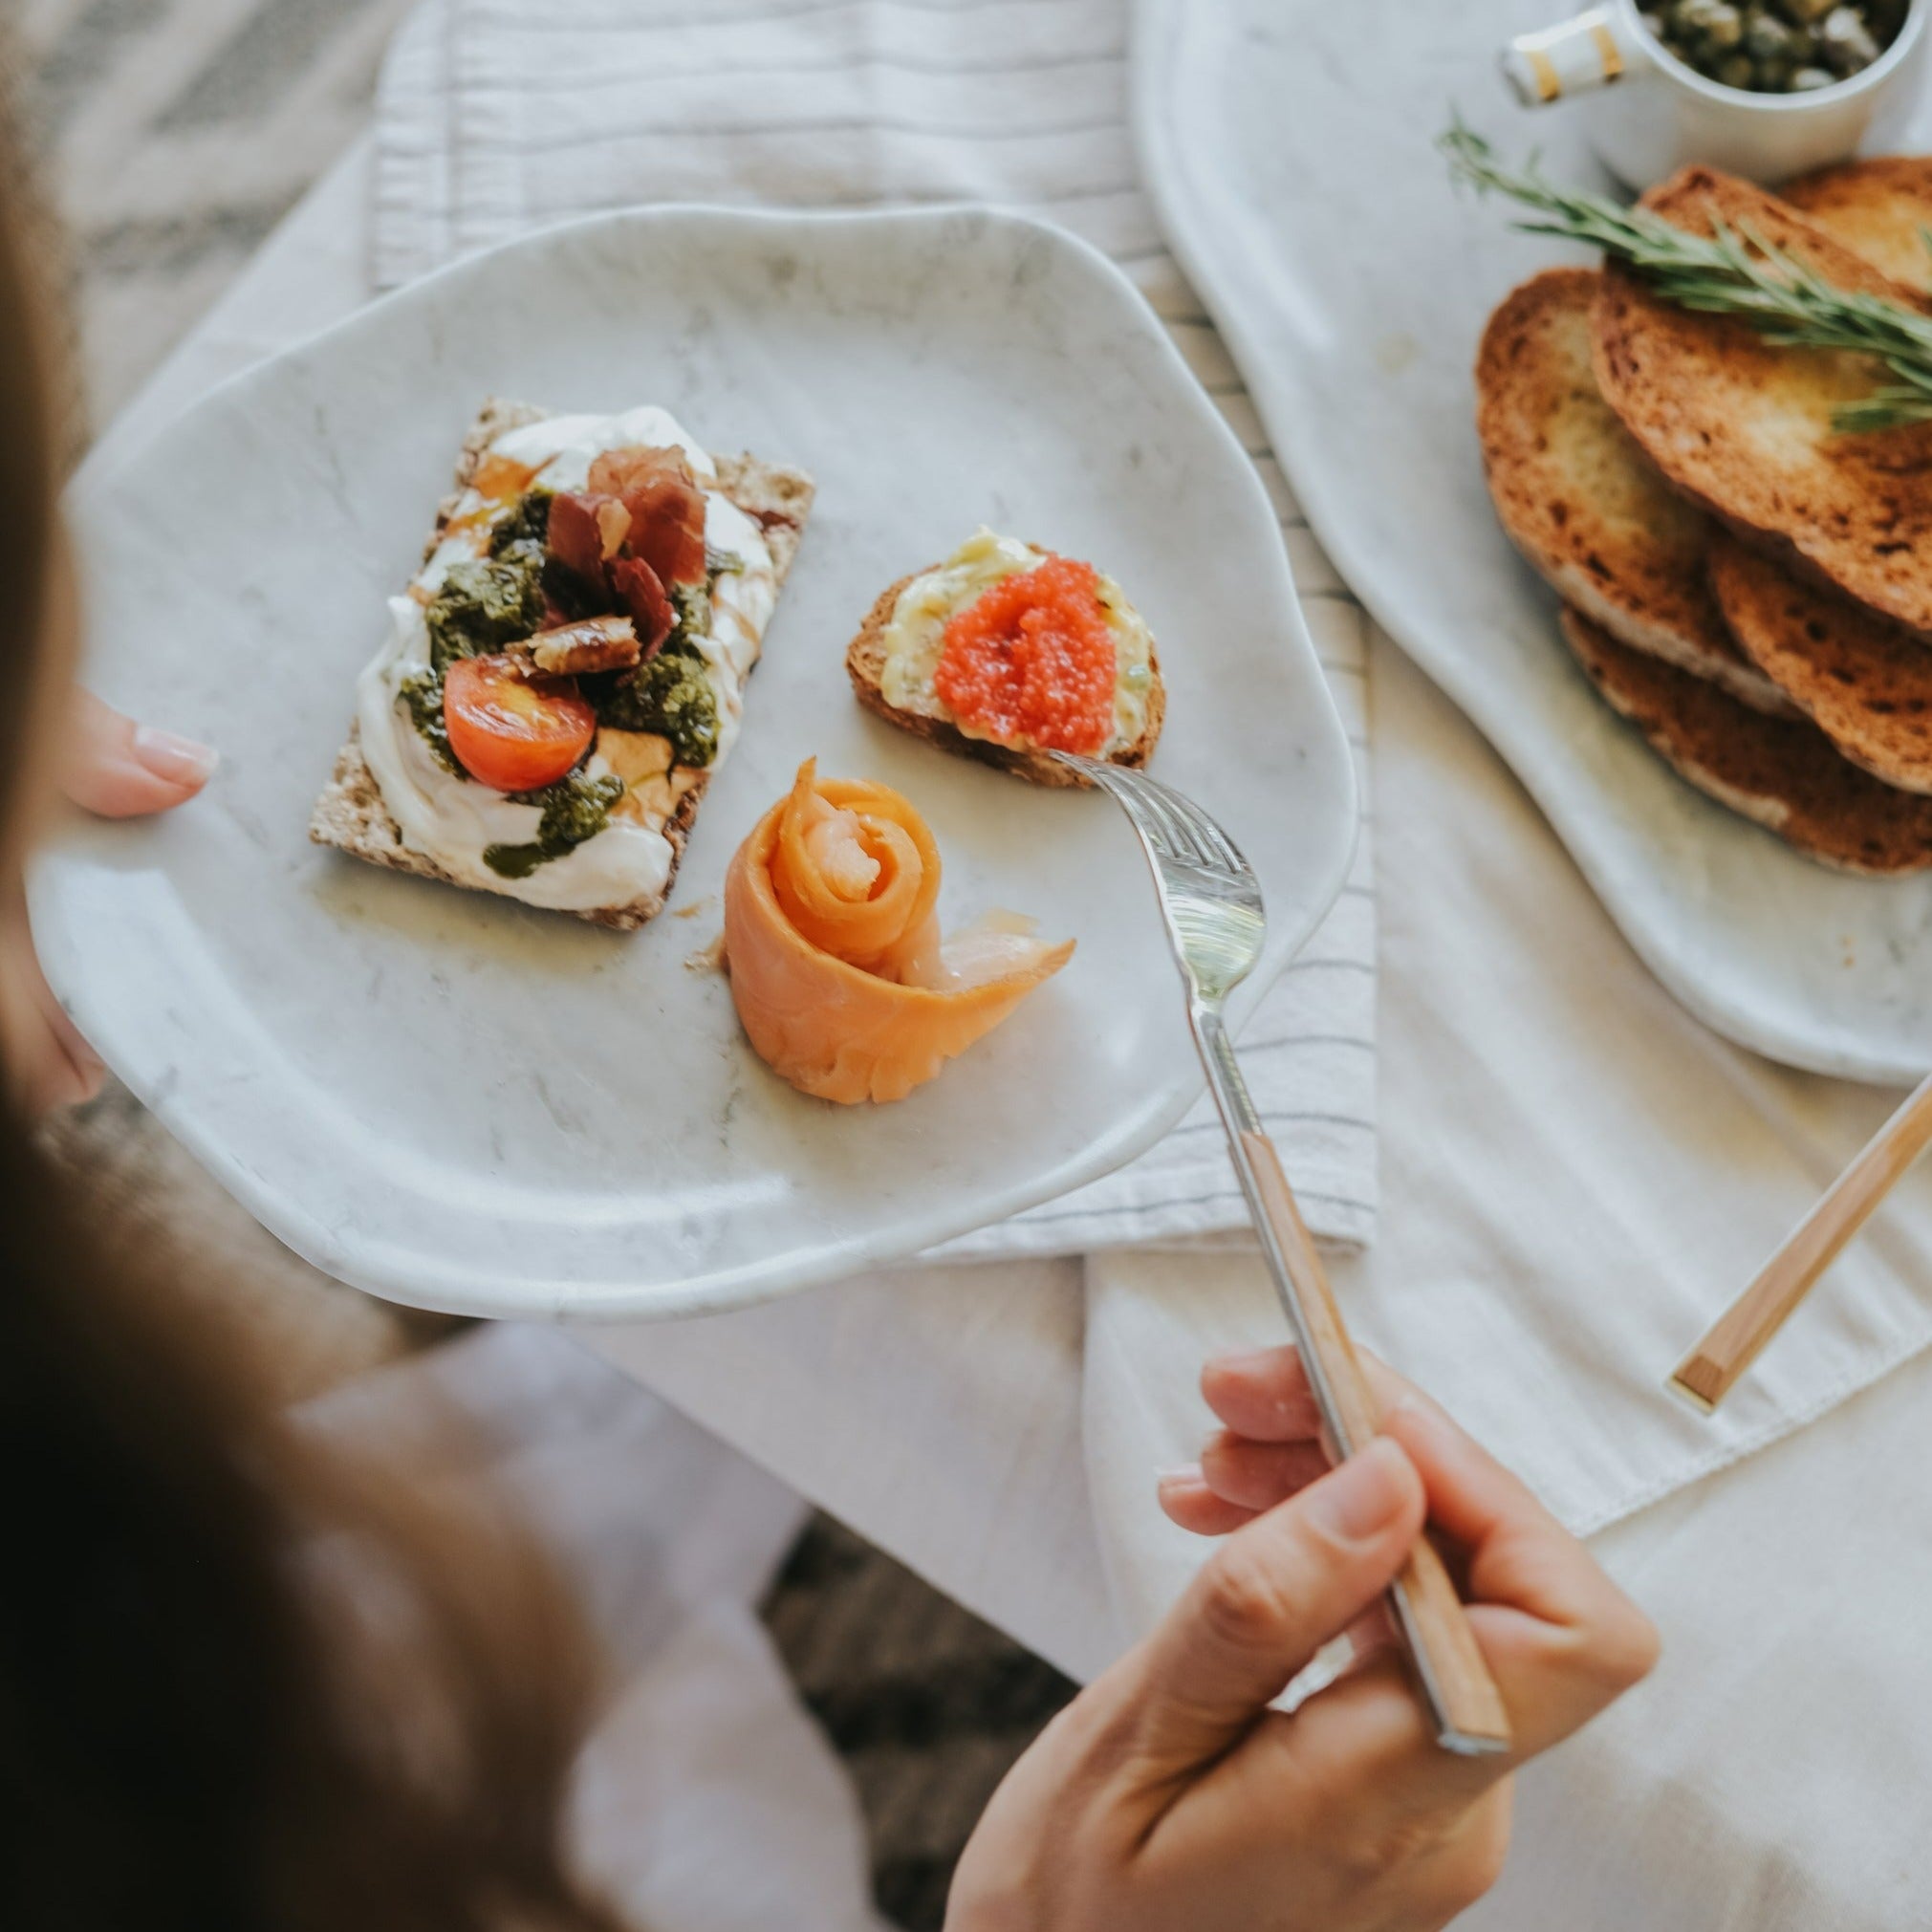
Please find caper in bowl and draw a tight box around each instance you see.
[1638,0,1909,91]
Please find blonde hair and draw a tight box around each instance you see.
[0,120,59,869]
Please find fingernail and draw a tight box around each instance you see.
[1156,1464,1204,1488]
[132,726,217,786]
[1308,1438,1411,1543]
[1205,1345,1289,1375]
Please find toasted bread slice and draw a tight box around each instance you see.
[1708,532,1932,794]
[1559,607,1932,874]
[1781,157,1932,293]
[846,565,1165,790]
[1476,268,1791,713]
[1592,166,1932,636]
[310,399,814,929]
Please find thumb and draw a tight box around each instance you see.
[62,691,216,818]
[1132,1436,1425,1769]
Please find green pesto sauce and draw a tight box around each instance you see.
[483,768,627,879]
[488,488,554,555]
[587,556,742,768]
[672,578,711,654]
[597,643,719,768]
[425,554,545,673]
[397,665,466,779]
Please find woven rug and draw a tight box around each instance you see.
[11,5,1075,1922]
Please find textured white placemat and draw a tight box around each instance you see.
[371,0,1378,1254]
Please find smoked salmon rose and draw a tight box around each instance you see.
[723,760,1073,1104]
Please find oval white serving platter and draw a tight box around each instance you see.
[1136,0,1932,1083]
[34,204,1356,1321]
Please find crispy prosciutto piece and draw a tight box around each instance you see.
[594,499,634,560]
[529,613,642,676]
[589,445,698,503]
[622,479,708,589]
[547,491,609,589]
[538,445,706,646]
[611,555,676,657]
[588,445,708,588]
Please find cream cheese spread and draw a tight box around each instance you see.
[356,405,777,914]
[876,527,1156,757]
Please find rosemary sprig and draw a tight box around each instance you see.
[1439,121,1932,433]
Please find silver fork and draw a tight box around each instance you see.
[1056,750,1511,1757]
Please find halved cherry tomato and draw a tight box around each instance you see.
[443,653,597,793]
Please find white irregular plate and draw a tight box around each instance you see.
[1137,0,1932,1083]
[34,205,1355,1321]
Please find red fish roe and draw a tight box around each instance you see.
[934,555,1118,754]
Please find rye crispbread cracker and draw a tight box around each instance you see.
[845,564,1165,790]
[1476,267,1791,714]
[1592,167,1932,636]
[309,399,814,929]
[1559,607,1932,875]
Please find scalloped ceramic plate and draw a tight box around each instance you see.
[1136,0,1932,1082]
[33,204,1355,1320]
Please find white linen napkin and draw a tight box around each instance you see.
[371,0,1379,1254]
[1081,632,1932,1639]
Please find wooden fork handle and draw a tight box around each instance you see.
[1240,1130,1514,1756]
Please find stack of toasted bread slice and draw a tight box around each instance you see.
[1476,158,1932,874]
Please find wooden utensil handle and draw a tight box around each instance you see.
[1672,1069,1932,1411]
[1241,1130,1513,1755]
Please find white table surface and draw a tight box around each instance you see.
[91,135,1932,1926]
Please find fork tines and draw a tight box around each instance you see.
[1053,753,1249,875]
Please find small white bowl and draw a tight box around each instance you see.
[1501,0,1930,186]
